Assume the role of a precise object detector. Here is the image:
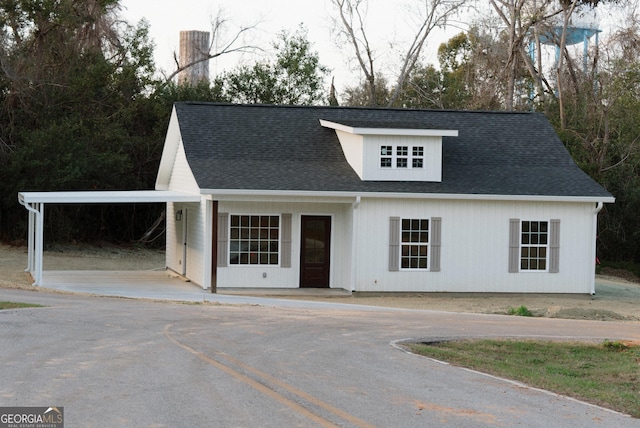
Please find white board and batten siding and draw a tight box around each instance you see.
[167,202,208,287]
[167,141,200,194]
[164,140,209,287]
[215,201,354,289]
[169,194,598,293]
[353,198,597,293]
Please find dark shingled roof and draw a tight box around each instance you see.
[174,102,612,198]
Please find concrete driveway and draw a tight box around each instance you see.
[1,288,639,427]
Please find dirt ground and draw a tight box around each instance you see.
[1,243,639,321]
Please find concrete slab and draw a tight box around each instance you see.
[39,270,362,309]
[43,270,207,301]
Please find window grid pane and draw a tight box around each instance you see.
[520,221,548,271]
[229,215,279,265]
[380,145,425,170]
[400,218,429,270]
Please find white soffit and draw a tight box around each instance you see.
[319,119,459,137]
[18,190,201,204]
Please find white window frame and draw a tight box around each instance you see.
[379,144,425,170]
[228,214,281,266]
[519,220,549,272]
[399,218,430,271]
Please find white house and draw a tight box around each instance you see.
[156,102,614,294]
[19,102,614,294]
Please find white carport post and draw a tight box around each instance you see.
[18,194,44,286]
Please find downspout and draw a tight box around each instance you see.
[350,196,361,292]
[590,201,604,295]
[25,208,35,272]
[18,196,44,286]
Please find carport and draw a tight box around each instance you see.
[18,190,201,286]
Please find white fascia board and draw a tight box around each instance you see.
[18,190,201,204]
[319,120,458,137]
[199,188,615,204]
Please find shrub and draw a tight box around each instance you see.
[508,305,533,317]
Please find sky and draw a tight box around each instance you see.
[119,0,454,91]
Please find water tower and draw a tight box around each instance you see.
[526,9,600,104]
[178,31,211,85]
[529,9,600,74]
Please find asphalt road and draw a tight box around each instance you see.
[1,289,639,427]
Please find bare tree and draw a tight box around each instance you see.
[330,0,377,105]
[331,0,465,107]
[490,0,623,114]
[489,0,560,110]
[387,0,467,106]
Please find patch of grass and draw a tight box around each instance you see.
[408,339,640,418]
[0,301,44,310]
[507,305,533,316]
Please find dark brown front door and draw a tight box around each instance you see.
[300,216,331,288]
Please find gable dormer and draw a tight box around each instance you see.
[320,119,458,182]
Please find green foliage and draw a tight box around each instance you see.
[393,64,444,109]
[0,301,44,309]
[388,28,517,110]
[438,32,471,72]
[602,339,629,352]
[342,74,391,107]
[0,1,166,243]
[216,25,329,105]
[507,305,533,317]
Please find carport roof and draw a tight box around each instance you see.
[18,190,201,287]
[18,190,201,204]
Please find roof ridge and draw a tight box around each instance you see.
[176,101,538,116]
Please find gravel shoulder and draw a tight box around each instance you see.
[1,243,639,320]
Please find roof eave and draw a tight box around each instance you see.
[199,188,614,204]
[18,190,201,204]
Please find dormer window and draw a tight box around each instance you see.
[380,145,424,169]
[319,119,457,182]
